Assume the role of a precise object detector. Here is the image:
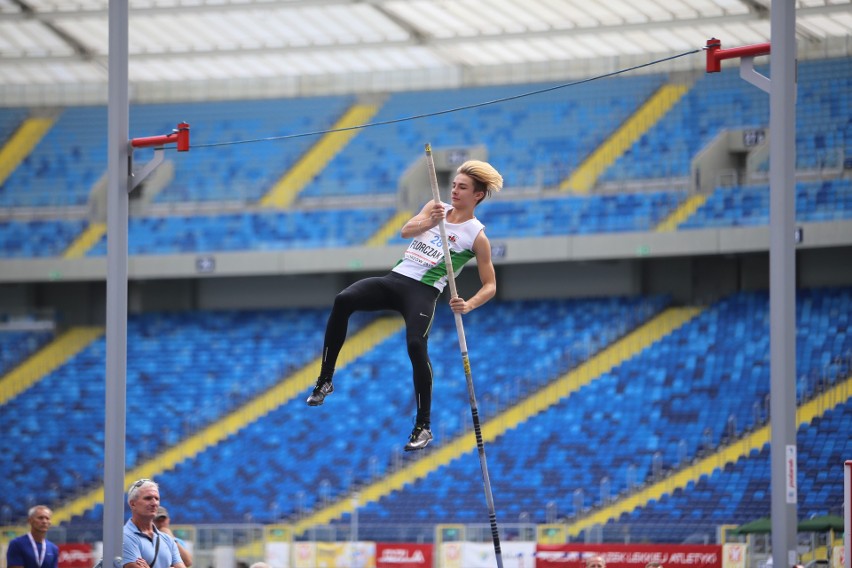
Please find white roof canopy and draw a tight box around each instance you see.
[0,0,850,102]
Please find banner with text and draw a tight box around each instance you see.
[58,544,93,568]
[535,544,722,568]
[292,542,376,568]
[375,543,432,568]
[439,541,536,568]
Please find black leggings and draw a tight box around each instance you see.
[320,272,440,427]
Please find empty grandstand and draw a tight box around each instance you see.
[0,3,850,568]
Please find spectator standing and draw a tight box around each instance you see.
[153,507,193,567]
[122,479,186,568]
[6,505,59,568]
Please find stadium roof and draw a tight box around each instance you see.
[1,0,850,103]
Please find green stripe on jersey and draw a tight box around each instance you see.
[420,249,476,287]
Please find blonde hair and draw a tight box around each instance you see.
[457,160,503,204]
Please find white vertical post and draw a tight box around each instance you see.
[768,1,798,568]
[104,1,130,567]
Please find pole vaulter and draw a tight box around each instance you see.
[424,143,504,568]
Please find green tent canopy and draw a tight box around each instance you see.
[731,518,772,535]
[797,515,844,533]
[731,515,844,535]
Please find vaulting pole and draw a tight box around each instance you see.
[424,143,504,568]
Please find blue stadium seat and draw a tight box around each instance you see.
[0,329,54,375]
[0,219,87,258]
[132,96,354,203]
[0,107,108,208]
[84,208,395,255]
[680,179,852,229]
[303,75,664,198]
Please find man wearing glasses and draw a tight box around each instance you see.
[123,480,186,568]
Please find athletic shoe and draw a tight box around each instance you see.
[306,377,333,406]
[404,423,433,451]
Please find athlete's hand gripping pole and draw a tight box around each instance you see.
[424,143,504,568]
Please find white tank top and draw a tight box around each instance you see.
[392,203,485,292]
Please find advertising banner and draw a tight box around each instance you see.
[831,545,844,568]
[535,543,722,568]
[58,544,93,568]
[722,543,748,568]
[293,541,376,568]
[439,542,536,568]
[439,542,464,568]
[265,541,290,568]
[292,542,316,568]
[375,543,432,568]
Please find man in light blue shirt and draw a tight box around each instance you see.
[122,479,185,568]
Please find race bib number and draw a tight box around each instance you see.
[403,235,444,267]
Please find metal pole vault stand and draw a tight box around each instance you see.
[705,6,798,566]
[103,5,190,560]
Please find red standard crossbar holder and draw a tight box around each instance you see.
[706,38,773,94]
[128,122,190,192]
[130,121,190,151]
[706,38,771,73]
